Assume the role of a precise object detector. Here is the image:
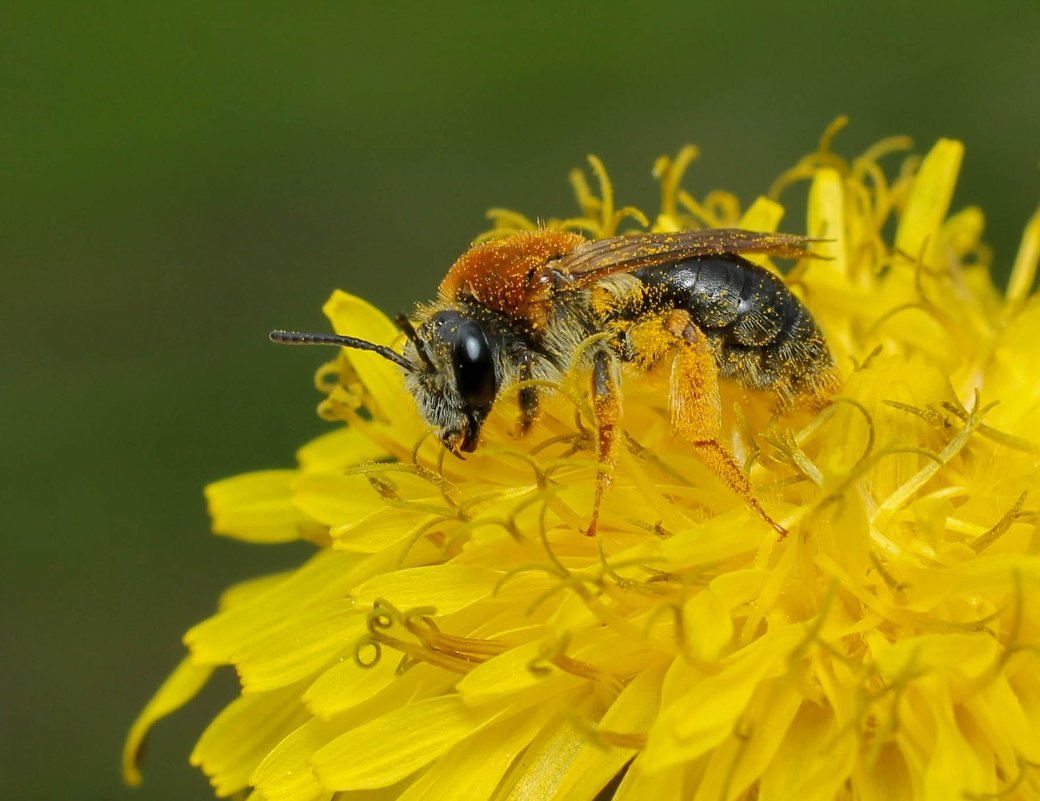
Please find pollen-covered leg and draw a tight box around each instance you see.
[588,350,621,536]
[649,312,788,538]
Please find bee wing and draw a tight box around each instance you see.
[554,229,819,288]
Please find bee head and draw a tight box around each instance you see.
[270,309,498,456]
[400,310,498,455]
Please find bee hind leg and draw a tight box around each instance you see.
[663,315,787,539]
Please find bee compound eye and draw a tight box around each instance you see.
[453,320,497,409]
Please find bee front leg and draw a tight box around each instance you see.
[588,349,622,536]
[516,350,539,436]
[665,317,787,539]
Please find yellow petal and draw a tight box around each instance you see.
[312,695,525,790]
[758,703,856,801]
[656,512,765,570]
[291,473,385,527]
[681,588,734,663]
[941,205,985,259]
[548,662,667,801]
[851,742,914,801]
[352,564,525,616]
[985,301,1040,434]
[456,640,581,706]
[708,570,769,608]
[493,696,597,801]
[191,683,309,797]
[691,681,803,801]
[234,600,366,693]
[871,632,997,684]
[322,290,412,423]
[255,664,454,799]
[249,718,328,801]
[895,138,963,266]
[922,678,992,799]
[186,550,366,665]
[807,167,847,276]
[216,572,291,612]
[123,657,215,786]
[295,426,388,471]
[642,627,803,772]
[302,652,399,720]
[967,672,1040,765]
[205,470,306,543]
[614,759,686,801]
[1006,207,1040,306]
[331,507,435,553]
[395,706,551,801]
[738,196,784,233]
[903,552,1040,602]
[738,196,785,270]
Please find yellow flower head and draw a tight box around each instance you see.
[126,121,1040,801]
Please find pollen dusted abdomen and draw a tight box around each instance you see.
[631,254,837,407]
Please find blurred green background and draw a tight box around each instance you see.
[2,2,1037,798]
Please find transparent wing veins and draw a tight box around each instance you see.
[554,229,821,288]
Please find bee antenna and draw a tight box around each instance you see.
[269,330,414,372]
[393,314,435,371]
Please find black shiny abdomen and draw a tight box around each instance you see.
[631,255,831,392]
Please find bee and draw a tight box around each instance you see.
[272,228,838,536]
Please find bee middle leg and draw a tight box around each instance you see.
[635,311,787,538]
[588,348,622,537]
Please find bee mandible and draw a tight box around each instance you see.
[272,228,839,536]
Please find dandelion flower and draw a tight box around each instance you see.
[126,121,1040,801]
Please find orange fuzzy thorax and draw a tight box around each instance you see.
[438,230,585,328]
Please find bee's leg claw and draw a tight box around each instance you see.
[692,439,785,536]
